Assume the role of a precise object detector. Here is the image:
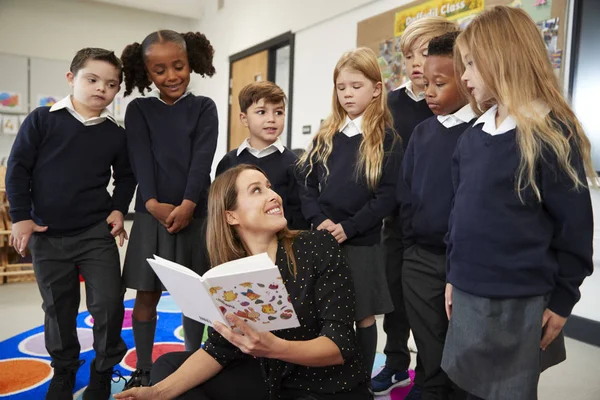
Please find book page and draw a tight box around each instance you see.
[204,265,299,332]
[203,252,275,279]
[147,258,227,327]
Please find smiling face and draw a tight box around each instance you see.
[67,59,120,117]
[458,43,492,105]
[335,67,381,120]
[241,98,285,150]
[423,55,466,116]
[225,169,287,235]
[144,41,191,105]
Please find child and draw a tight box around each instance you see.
[443,6,595,400]
[215,81,309,230]
[6,48,135,399]
[374,16,459,396]
[400,31,473,400]
[120,30,218,389]
[297,47,402,375]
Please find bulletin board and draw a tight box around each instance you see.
[29,57,71,110]
[357,0,569,91]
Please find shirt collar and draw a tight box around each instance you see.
[396,81,425,102]
[236,137,285,157]
[437,104,477,128]
[49,95,118,125]
[473,101,550,136]
[147,89,193,104]
[340,115,364,137]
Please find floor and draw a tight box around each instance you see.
[1,221,599,399]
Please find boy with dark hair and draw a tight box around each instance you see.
[6,47,135,400]
[216,81,308,230]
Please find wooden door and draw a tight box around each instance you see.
[229,50,269,151]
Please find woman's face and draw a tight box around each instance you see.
[226,169,287,235]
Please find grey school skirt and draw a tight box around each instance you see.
[123,212,210,292]
[341,243,394,321]
[441,287,566,400]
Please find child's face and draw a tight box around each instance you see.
[423,55,465,116]
[336,67,381,120]
[144,42,191,105]
[67,60,120,113]
[458,43,491,105]
[404,42,429,91]
[241,99,285,149]
[226,169,287,235]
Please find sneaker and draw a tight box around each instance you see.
[82,360,114,400]
[46,368,77,400]
[123,369,151,390]
[371,366,411,395]
[405,385,423,400]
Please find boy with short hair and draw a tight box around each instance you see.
[216,81,308,230]
[6,47,136,400]
[374,16,459,397]
[400,31,475,400]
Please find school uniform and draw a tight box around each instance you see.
[215,137,309,230]
[382,81,434,372]
[400,105,475,399]
[442,105,592,400]
[6,96,136,372]
[298,116,402,320]
[122,90,218,353]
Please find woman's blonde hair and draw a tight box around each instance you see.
[299,47,394,191]
[206,164,298,275]
[455,5,596,201]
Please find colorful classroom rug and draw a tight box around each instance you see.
[0,294,414,399]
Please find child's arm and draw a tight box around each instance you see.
[297,149,329,228]
[542,143,594,319]
[6,111,48,255]
[111,136,136,220]
[399,135,416,248]
[339,132,404,240]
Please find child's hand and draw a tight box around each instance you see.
[10,220,48,257]
[316,219,335,231]
[166,200,196,234]
[113,386,160,400]
[445,283,453,320]
[146,199,176,228]
[327,223,347,244]
[541,308,567,350]
[214,312,287,359]
[107,210,128,247]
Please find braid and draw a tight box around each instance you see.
[181,32,216,77]
[121,42,152,96]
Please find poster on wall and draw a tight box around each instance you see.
[2,115,19,134]
[110,94,134,121]
[379,37,407,91]
[37,95,61,108]
[0,91,22,111]
[523,0,552,22]
[394,0,485,37]
[536,17,561,73]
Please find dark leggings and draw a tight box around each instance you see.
[151,352,269,400]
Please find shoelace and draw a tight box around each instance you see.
[112,369,127,384]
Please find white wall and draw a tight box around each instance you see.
[0,0,196,61]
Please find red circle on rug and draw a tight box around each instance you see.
[0,358,52,395]
[121,342,186,371]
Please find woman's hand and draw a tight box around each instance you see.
[213,313,287,359]
[113,386,161,400]
[445,283,453,320]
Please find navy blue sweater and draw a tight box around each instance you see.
[125,94,218,218]
[298,130,403,246]
[6,107,136,235]
[215,148,310,230]
[387,88,433,151]
[400,117,473,254]
[447,122,593,317]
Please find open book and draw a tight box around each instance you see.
[146,253,300,332]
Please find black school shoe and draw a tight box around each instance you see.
[123,369,151,390]
[82,359,125,400]
[46,367,78,400]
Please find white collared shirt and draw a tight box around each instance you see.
[340,115,363,138]
[237,137,285,158]
[147,89,193,105]
[437,104,477,128]
[395,81,425,102]
[49,95,118,126]
[473,101,551,136]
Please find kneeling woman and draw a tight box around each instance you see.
[115,164,371,400]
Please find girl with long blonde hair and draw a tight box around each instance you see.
[442,6,595,400]
[298,47,402,373]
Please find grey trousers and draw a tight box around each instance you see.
[30,221,127,372]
